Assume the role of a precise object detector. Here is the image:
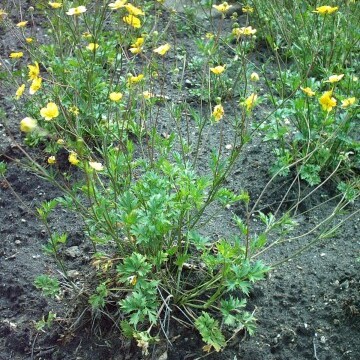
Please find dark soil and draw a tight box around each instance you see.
[1,1,359,359]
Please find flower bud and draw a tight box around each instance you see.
[250,72,259,81]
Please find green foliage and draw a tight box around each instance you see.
[120,281,159,326]
[35,311,57,332]
[195,311,225,351]
[37,199,58,221]
[43,232,68,255]
[89,283,108,310]
[252,0,359,76]
[34,275,60,297]
[0,161,7,176]
[195,312,226,352]
[3,0,358,355]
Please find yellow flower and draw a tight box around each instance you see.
[16,21,28,28]
[242,5,254,13]
[66,6,87,16]
[47,156,56,164]
[9,52,23,59]
[341,97,356,108]
[109,92,123,102]
[25,37,33,43]
[127,275,137,286]
[123,15,141,28]
[15,84,25,99]
[319,90,337,112]
[210,65,225,75]
[82,32,92,39]
[232,26,257,38]
[0,10,8,20]
[212,104,224,121]
[40,102,59,120]
[128,74,144,85]
[48,2,62,9]
[20,117,37,132]
[142,91,154,99]
[129,46,142,54]
[300,87,316,97]
[153,43,171,56]
[89,161,104,171]
[313,6,339,15]
[86,43,99,51]
[108,0,127,10]
[29,77,42,95]
[132,37,144,48]
[69,106,79,116]
[205,32,215,39]
[124,4,145,16]
[68,152,80,166]
[324,74,344,83]
[242,93,258,111]
[28,62,40,80]
[57,138,65,145]
[250,72,259,81]
[213,2,232,13]
[130,37,144,54]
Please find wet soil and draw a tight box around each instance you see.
[1,1,360,360]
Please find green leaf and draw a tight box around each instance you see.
[195,312,226,352]
[34,275,60,297]
[117,253,152,280]
[89,283,108,310]
[251,233,267,250]
[188,231,210,250]
[234,215,248,235]
[299,164,321,186]
[36,199,58,220]
[35,311,57,331]
[175,253,190,268]
[120,321,134,338]
[0,161,7,176]
[220,296,247,327]
[248,261,270,282]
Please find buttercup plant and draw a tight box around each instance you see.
[0,0,359,356]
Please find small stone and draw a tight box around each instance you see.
[158,352,167,360]
[65,246,81,258]
[67,270,80,279]
[21,219,26,223]
[185,79,194,88]
[14,240,21,245]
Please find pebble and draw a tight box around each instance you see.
[67,270,80,279]
[65,246,81,258]
[184,79,194,88]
